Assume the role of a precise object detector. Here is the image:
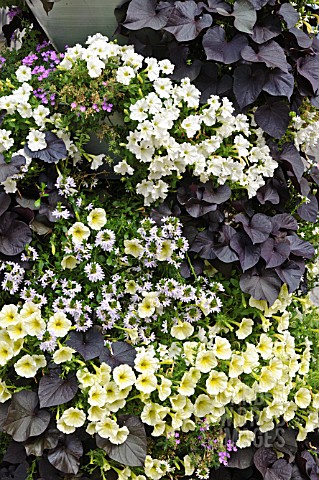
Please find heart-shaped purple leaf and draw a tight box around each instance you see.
[99,341,137,370]
[24,132,67,164]
[38,372,78,408]
[164,1,212,41]
[255,101,290,139]
[203,26,248,64]
[0,212,32,256]
[0,154,26,183]
[66,326,105,360]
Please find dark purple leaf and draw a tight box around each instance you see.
[297,194,318,222]
[254,447,277,477]
[0,401,9,431]
[66,326,105,361]
[280,142,305,182]
[237,213,272,244]
[297,56,319,95]
[203,26,248,64]
[99,341,137,370]
[24,427,60,456]
[213,225,238,263]
[180,258,204,278]
[96,415,147,467]
[299,177,310,197]
[278,3,299,29]
[15,196,37,210]
[271,213,298,234]
[0,154,26,183]
[275,261,303,292]
[232,0,257,34]
[264,459,293,480]
[261,238,290,268]
[230,232,261,271]
[310,166,319,185]
[24,132,67,164]
[38,372,78,408]
[200,0,231,13]
[289,27,312,49]
[228,446,256,468]
[185,198,217,218]
[242,41,289,72]
[190,230,217,259]
[168,44,202,82]
[274,428,297,464]
[263,69,294,99]
[3,391,50,442]
[257,181,280,205]
[38,458,62,480]
[252,15,281,43]
[0,212,32,256]
[0,192,11,217]
[240,267,282,305]
[287,235,314,259]
[203,184,231,204]
[3,441,26,464]
[164,1,212,42]
[255,101,290,139]
[48,434,83,475]
[123,0,172,30]
[234,64,266,109]
[291,464,307,480]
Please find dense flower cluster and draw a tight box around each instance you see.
[0,34,277,203]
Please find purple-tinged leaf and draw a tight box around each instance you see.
[38,372,78,408]
[252,15,281,43]
[15,196,38,210]
[0,192,11,217]
[228,446,256,469]
[0,401,9,431]
[291,463,307,480]
[48,434,83,475]
[232,0,257,34]
[123,0,172,30]
[66,326,105,360]
[310,166,319,185]
[164,1,212,42]
[234,64,266,109]
[237,213,272,244]
[0,154,26,183]
[180,258,204,278]
[203,26,248,64]
[194,61,232,102]
[287,235,315,259]
[273,428,297,464]
[3,441,27,464]
[240,267,282,305]
[271,213,298,234]
[99,341,136,370]
[0,212,32,256]
[24,132,67,164]
[289,27,312,49]
[168,44,202,82]
[213,224,238,263]
[190,230,217,260]
[299,177,310,197]
[261,238,290,268]
[255,101,290,139]
[96,415,147,467]
[185,199,217,218]
[203,184,231,204]
[263,69,294,99]
[3,391,50,442]
[199,0,231,13]
[254,447,277,477]
[297,56,319,95]
[264,459,293,480]
[278,3,299,29]
[280,143,305,181]
[297,194,318,223]
[241,41,289,72]
[275,261,303,293]
[248,0,271,8]
[230,232,261,271]
[257,181,280,205]
[24,427,60,456]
